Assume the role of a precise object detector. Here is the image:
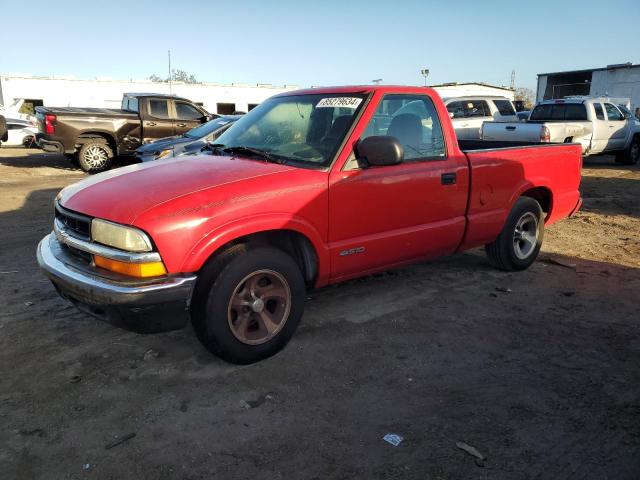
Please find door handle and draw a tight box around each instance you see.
[506,126,516,131]
[147,122,156,126]
[441,172,457,185]
[176,123,187,127]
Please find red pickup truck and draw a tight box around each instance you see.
[37,86,582,363]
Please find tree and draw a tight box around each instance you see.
[514,87,535,110]
[148,70,200,84]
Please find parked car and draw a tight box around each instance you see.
[443,96,518,139]
[516,110,530,121]
[37,85,582,364]
[0,118,38,147]
[135,115,241,162]
[481,97,640,164]
[35,93,212,172]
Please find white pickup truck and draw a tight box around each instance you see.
[443,96,518,140]
[480,97,640,165]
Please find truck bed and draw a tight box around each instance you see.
[36,106,137,118]
[458,139,556,151]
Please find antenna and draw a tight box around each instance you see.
[510,69,516,90]
[168,50,172,95]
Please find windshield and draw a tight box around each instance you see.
[212,93,366,167]
[185,117,238,139]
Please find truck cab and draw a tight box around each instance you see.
[443,96,518,139]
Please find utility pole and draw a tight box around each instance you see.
[420,68,430,87]
[168,50,172,95]
[510,69,516,91]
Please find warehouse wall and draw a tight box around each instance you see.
[0,76,298,114]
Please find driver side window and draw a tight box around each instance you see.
[362,94,446,161]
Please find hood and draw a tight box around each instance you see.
[58,155,296,224]
[136,135,193,153]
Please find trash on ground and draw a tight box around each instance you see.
[105,432,136,450]
[70,375,81,384]
[83,464,92,471]
[456,441,485,460]
[240,395,269,409]
[545,257,577,270]
[383,433,404,446]
[495,287,512,294]
[24,301,34,306]
[143,349,160,360]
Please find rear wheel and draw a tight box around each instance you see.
[615,137,640,165]
[78,140,113,173]
[485,197,544,271]
[192,245,306,364]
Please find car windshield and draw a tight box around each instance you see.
[212,93,366,167]
[185,117,238,139]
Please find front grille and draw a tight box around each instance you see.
[55,202,92,241]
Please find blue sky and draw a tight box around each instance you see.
[1,0,638,91]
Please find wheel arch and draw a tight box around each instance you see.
[76,130,117,155]
[520,186,553,220]
[183,216,329,287]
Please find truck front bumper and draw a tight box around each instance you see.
[37,234,197,333]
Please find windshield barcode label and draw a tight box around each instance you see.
[316,97,362,109]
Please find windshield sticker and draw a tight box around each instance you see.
[316,97,362,109]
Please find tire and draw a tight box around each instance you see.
[78,140,114,173]
[485,197,544,271]
[191,245,306,364]
[615,137,640,165]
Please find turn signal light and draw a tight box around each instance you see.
[94,255,167,278]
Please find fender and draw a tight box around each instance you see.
[180,213,331,286]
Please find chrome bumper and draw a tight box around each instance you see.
[37,234,197,332]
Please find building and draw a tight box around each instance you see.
[537,63,640,113]
[429,82,515,100]
[0,74,298,115]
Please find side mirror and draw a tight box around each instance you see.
[356,136,403,167]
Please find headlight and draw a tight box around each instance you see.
[91,219,153,252]
[156,149,173,160]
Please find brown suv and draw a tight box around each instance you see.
[36,93,212,172]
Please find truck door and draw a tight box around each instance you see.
[590,102,609,153]
[328,93,469,280]
[603,103,628,151]
[142,98,175,143]
[173,101,207,136]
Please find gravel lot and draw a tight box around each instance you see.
[1,148,639,480]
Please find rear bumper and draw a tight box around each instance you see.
[37,234,197,333]
[36,134,65,154]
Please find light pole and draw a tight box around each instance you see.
[420,68,430,87]
[372,78,383,85]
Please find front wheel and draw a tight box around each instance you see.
[485,197,544,271]
[615,137,640,165]
[192,245,306,364]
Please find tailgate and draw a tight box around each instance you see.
[481,122,542,142]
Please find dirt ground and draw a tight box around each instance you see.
[0,148,638,480]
